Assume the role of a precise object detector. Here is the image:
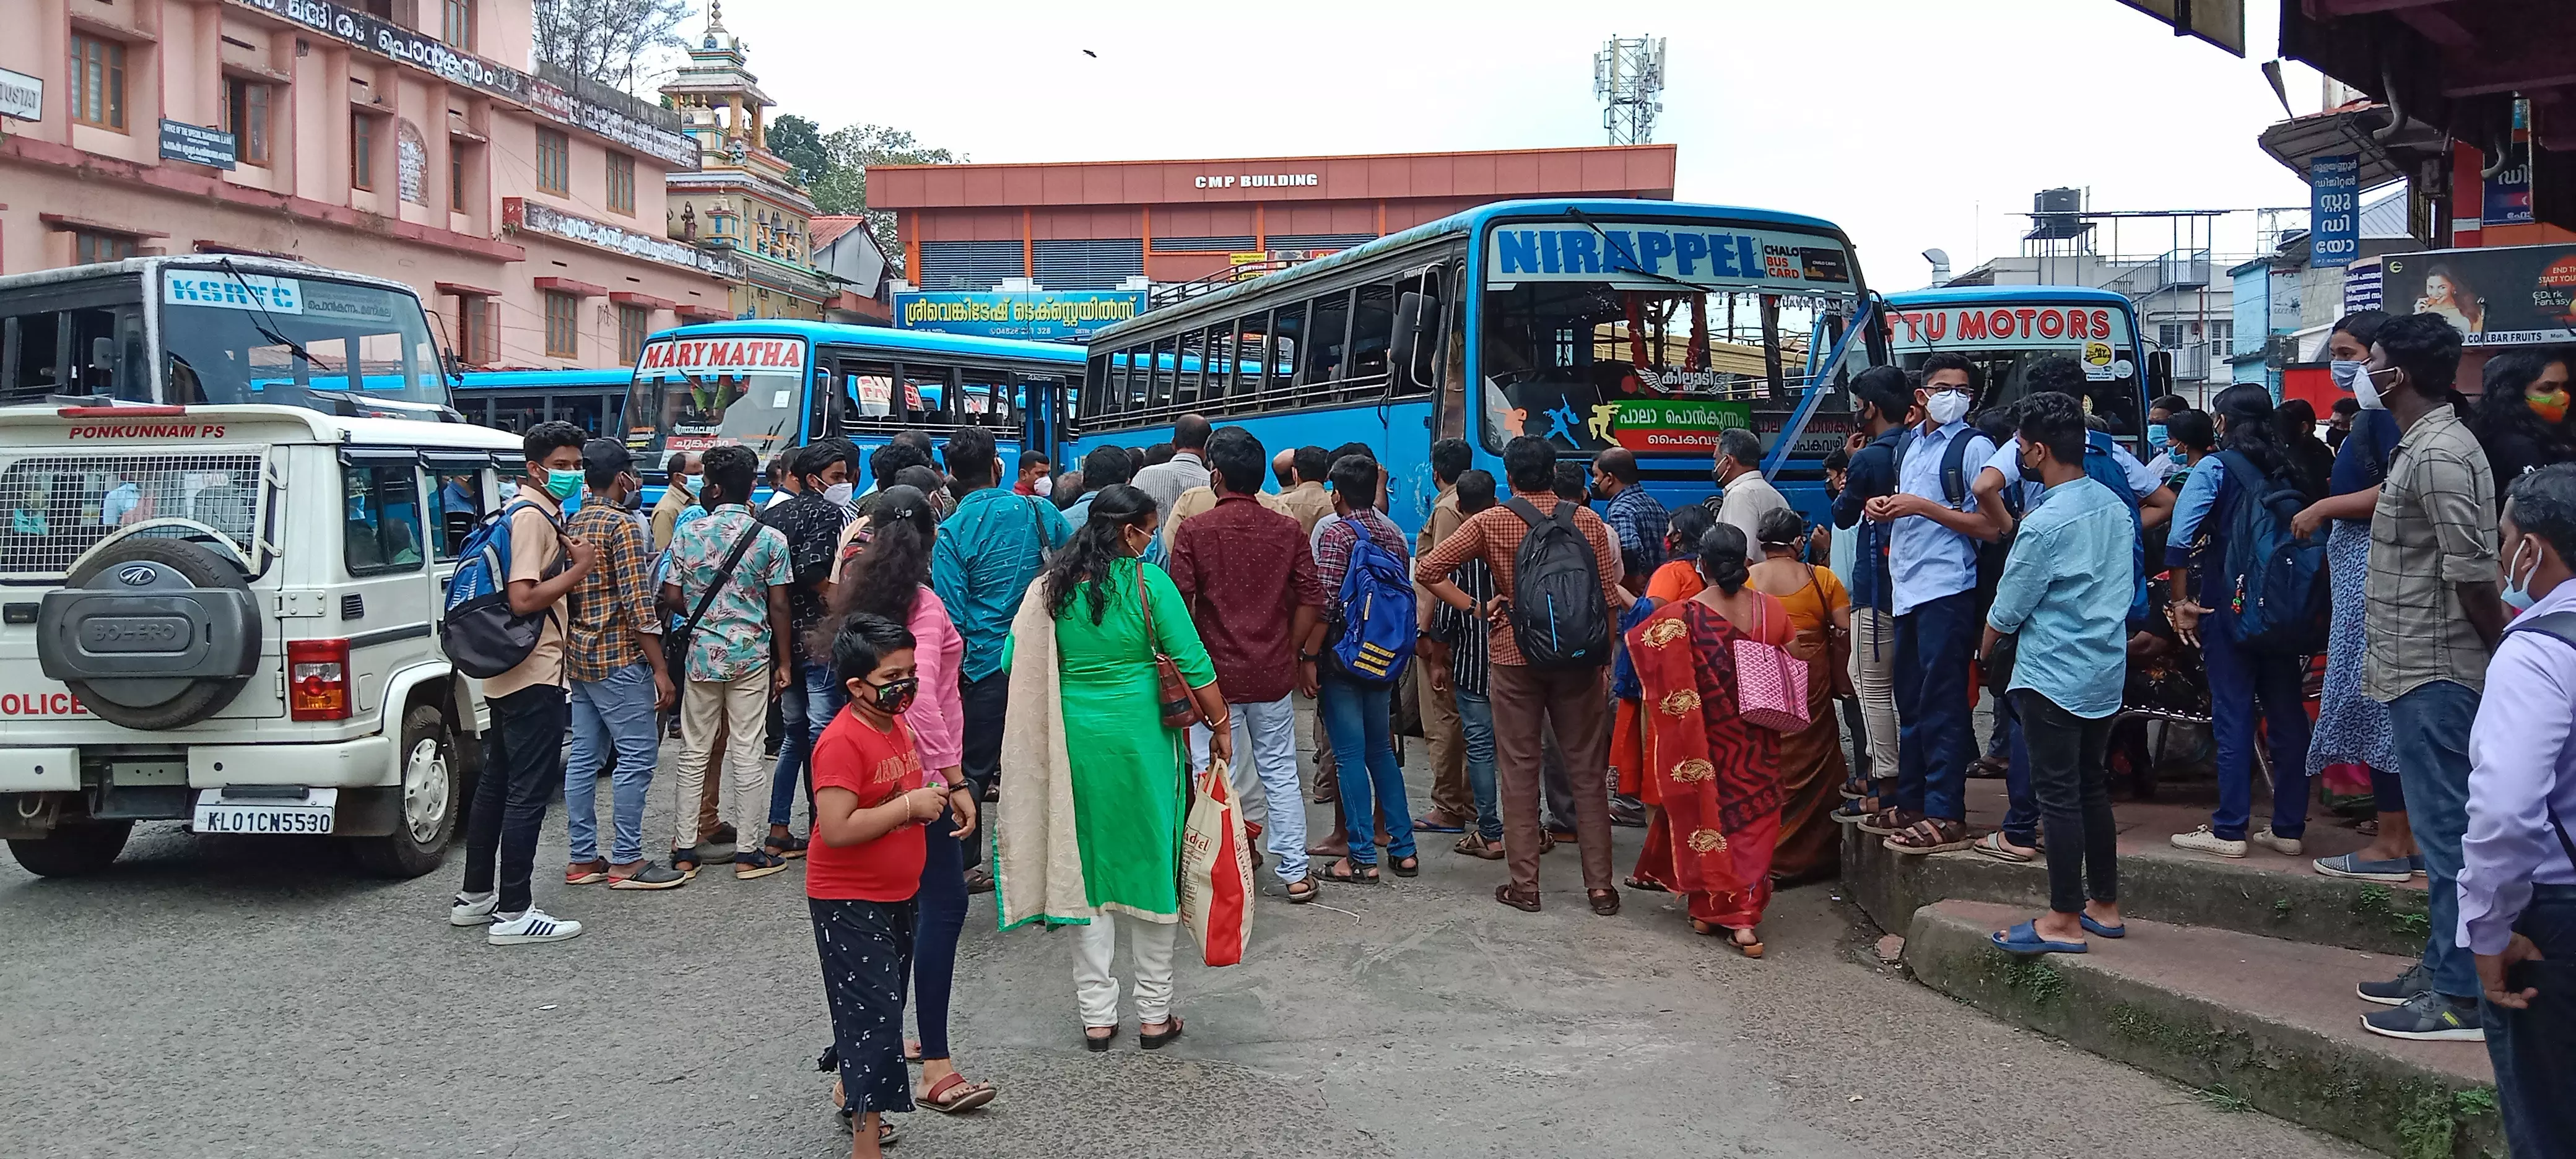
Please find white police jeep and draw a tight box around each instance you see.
[0,404,520,877]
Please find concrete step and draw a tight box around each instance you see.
[1842,809,2433,958]
[1902,899,2500,1159]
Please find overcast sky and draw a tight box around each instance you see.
[727,0,2328,287]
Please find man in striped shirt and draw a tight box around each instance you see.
[1425,470,1505,859]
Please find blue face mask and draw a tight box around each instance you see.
[544,469,584,500]
[2503,539,2540,612]
[2147,422,2169,451]
[2330,360,2369,391]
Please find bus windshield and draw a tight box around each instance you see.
[160,269,450,417]
[623,334,809,458]
[1478,217,1865,456]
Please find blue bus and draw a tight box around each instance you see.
[453,367,632,435]
[1878,285,2162,456]
[1068,198,1888,531]
[619,319,1086,489]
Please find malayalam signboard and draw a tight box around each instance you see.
[2383,245,2576,346]
[2309,154,2360,268]
[893,290,1147,342]
[159,120,238,170]
[1596,398,1751,453]
[1484,220,1855,294]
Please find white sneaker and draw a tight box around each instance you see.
[448,891,497,927]
[486,908,584,946]
[2170,825,2248,858]
[2250,827,2304,856]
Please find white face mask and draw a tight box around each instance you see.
[1925,389,1972,427]
[1033,476,1053,497]
[2356,365,2393,411]
[823,482,855,508]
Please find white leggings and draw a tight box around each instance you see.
[1074,909,1178,1028]
[1849,606,1902,781]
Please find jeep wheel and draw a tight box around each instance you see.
[43,536,260,731]
[7,820,134,877]
[350,706,458,879]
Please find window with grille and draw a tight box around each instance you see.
[536,129,570,195]
[442,0,476,49]
[350,113,377,190]
[69,35,126,130]
[605,152,635,215]
[74,232,136,265]
[616,305,648,365]
[224,79,271,165]
[543,292,579,358]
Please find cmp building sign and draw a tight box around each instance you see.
[223,0,696,168]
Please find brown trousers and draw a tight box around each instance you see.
[1417,662,1471,818]
[1487,662,1614,894]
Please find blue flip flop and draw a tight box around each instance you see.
[2080,914,2127,939]
[1991,920,2087,956]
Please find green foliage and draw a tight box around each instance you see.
[2001,956,2067,1004]
[2192,1085,2253,1113]
[2396,1084,2501,1159]
[764,119,962,272]
[2353,885,2433,939]
[767,114,829,187]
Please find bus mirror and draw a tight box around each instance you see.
[2146,350,2174,396]
[1392,292,1435,388]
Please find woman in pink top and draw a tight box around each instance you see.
[815,485,994,1117]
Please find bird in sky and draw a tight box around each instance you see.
[1081,50,1097,58]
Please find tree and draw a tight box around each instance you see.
[806,124,960,274]
[767,114,829,187]
[533,0,694,96]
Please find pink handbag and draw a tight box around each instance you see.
[1731,597,1811,732]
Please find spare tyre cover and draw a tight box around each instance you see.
[38,536,261,731]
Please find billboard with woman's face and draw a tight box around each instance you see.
[2383,245,2576,345]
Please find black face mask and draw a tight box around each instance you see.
[868,677,918,716]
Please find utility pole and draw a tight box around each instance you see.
[1594,36,1667,145]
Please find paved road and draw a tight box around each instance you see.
[0,733,2366,1159]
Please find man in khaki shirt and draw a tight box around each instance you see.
[1410,438,1474,831]
[1162,478,1289,550]
[650,450,700,552]
[454,422,598,945]
[1275,444,1334,537]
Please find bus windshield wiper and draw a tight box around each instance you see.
[217,258,337,375]
[1564,207,1712,297]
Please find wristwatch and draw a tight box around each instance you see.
[1297,651,1320,662]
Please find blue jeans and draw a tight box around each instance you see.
[1320,672,1415,866]
[1453,688,1505,843]
[2203,607,2313,841]
[771,661,845,830]
[1894,588,1979,822]
[565,662,658,866]
[2389,679,2478,999]
[2487,885,2576,1158]
[1995,688,2039,846]
[912,795,968,1059]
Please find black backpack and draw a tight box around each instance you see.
[1503,498,1610,668]
[1892,425,2006,614]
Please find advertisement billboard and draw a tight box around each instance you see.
[892,290,1147,342]
[2382,245,2576,347]
[2309,154,2360,268]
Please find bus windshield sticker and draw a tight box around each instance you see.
[636,336,807,376]
[1881,304,2130,353]
[164,271,303,315]
[1486,223,1855,293]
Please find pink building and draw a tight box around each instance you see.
[0,0,740,371]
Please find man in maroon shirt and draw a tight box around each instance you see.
[1169,427,1329,902]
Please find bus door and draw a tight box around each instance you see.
[1020,372,1070,466]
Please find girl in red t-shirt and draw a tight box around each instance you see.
[808,614,949,1158]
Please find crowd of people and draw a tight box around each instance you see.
[429,308,2574,1156]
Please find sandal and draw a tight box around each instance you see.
[1692,920,1766,958]
[734,849,792,879]
[1838,773,1872,801]
[1970,831,2036,864]
[1830,796,1879,825]
[1083,1024,1117,1053]
[1538,831,1557,854]
[1622,874,1669,892]
[1855,806,1923,837]
[1453,834,1504,860]
[1138,1015,1185,1051]
[1390,855,1421,879]
[669,847,702,880]
[1884,817,1973,855]
[1286,875,1321,904]
[1320,857,1380,884]
[1587,888,1621,916]
[832,1083,900,1146]
[1494,884,1541,913]
[918,1071,996,1114]
[1991,919,2086,956]
[767,832,809,860]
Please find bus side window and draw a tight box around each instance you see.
[1173,327,1209,408]
[1349,282,1395,394]
[1305,289,1350,388]
[1267,303,1303,401]
[1220,316,1253,411]
[4,313,63,401]
[1146,335,1177,412]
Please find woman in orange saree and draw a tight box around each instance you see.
[1625,523,1791,956]
[1746,507,1851,884]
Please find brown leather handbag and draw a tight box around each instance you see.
[1134,561,1203,729]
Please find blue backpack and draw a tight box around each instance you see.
[438,500,562,679]
[2213,449,2329,656]
[1330,528,1417,684]
[2077,431,2152,627]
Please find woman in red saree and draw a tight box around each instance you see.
[1625,523,1792,957]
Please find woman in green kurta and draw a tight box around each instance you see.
[1013,484,1232,1050]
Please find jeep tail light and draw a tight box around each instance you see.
[288,639,352,721]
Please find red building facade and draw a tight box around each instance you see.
[868,145,1677,292]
